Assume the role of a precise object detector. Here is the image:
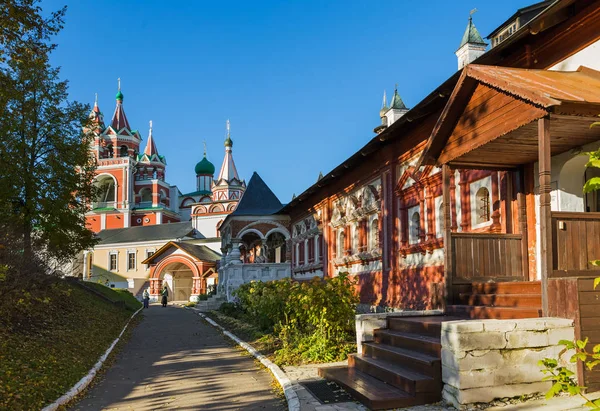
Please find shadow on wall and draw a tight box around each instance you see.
[355,266,445,311]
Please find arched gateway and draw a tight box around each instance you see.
[142,241,221,302]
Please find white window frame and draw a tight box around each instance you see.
[127,250,136,271]
[470,176,494,230]
[408,205,421,245]
[145,249,156,270]
[109,251,118,271]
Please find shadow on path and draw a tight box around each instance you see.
[71,304,285,410]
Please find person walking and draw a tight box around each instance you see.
[161,285,169,307]
[143,288,150,309]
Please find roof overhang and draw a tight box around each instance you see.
[418,65,600,169]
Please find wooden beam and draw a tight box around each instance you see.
[516,168,530,281]
[442,164,453,307]
[538,117,552,316]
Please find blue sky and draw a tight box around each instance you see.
[45,0,534,202]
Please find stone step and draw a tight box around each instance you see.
[318,366,438,410]
[457,293,542,308]
[349,354,438,394]
[458,281,541,295]
[362,342,440,378]
[446,305,543,319]
[387,316,446,337]
[373,329,441,357]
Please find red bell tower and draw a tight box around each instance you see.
[85,81,180,233]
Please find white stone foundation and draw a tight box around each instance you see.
[441,317,576,409]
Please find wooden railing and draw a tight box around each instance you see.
[451,232,525,283]
[551,212,600,277]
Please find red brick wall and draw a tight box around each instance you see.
[354,265,444,310]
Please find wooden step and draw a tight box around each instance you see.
[462,281,541,295]
[349,354,439,394]
[447,305,543,319]
[362,342,440,377]
[457,293,542,308]
[387,316,444,337]
[318,366,439,410]
[374,329,441,357]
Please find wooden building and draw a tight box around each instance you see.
[274,0,600,406]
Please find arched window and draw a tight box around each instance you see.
[476,187,491,224]
[159,190,167,205]
[409,212,421,245]
[152,167,157,179]
[95,175,116,206]
[106,144,114,158]
[369,219,379,250]
[119,145,128,157]
[338,230,346,257]
[140,188,152,203]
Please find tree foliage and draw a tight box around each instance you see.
[0,0,96,272]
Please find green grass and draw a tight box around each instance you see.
[83,282,142,311]
[208,310,280,358]
[0,279,136,410]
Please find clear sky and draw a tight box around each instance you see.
[44,0,535,202]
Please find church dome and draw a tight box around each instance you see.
[195,156,215,176]
[116,90,124,101]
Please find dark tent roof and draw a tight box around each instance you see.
[231,172,283,216]
[97,222,202,245]
[141,241,221,264]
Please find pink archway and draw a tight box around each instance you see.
[149,255,203,299]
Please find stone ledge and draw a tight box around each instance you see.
[442,381,552,410]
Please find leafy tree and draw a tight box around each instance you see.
[0,0,96,271]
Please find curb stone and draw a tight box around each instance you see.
[41,307,143,411]
[189,307,301,411]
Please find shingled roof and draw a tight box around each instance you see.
[230,172,283,216]
[96,222,202,245]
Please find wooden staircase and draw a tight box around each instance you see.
[319,281,543,409]
[446,280,543,319]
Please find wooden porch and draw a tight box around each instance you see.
[419,64,600,390]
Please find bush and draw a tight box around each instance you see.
[232,273,358,364]
[197,294,209,301]
[219,301,240,317]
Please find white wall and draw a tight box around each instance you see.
[550,39,600,72]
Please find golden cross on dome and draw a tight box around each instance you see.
[203,140,207,157]
[117,77,121,90]
[226,119,230,136]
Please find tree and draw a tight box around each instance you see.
[0,0,96,272]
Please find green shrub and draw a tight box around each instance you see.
[219,301,240,317]
[232,273,358,364]
[197,294,209,301]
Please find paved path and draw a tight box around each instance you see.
[72,304,285,411]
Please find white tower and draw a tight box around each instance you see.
[456,12,487,70]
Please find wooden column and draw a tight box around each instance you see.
[450,172,458,231]
[442,164,453,307]
[459,171,470,231]
[516,168,530,280]
[538,117,552,316]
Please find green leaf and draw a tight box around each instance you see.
[594,277,600,290]
[583,177,600,194]
[586,159,600,170]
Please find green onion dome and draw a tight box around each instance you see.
[195,156,215,175]
[116,90,124,101]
